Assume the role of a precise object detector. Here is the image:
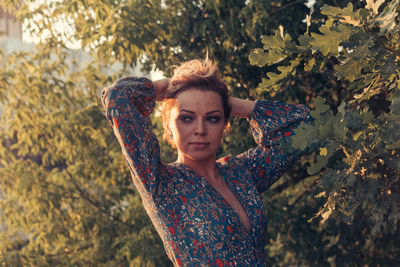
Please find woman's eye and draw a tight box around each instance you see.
[179,116,193,123]
[207,116,221,123]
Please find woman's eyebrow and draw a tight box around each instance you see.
[206,110,222,115]
[180,109,195,114]
[180,109,222,115]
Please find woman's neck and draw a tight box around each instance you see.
[176,155,221,184]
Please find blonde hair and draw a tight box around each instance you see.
[161,58,231,148]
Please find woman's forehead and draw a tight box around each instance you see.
[174,89,223,110]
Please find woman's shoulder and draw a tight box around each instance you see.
[217,155,246,168]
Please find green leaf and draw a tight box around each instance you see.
[307,155,329,175]
[266,49,288,65]
[386,139,400,149]
[310,19,353,56]
[320,172,340,188]
[260,30,289,50]
[362,110,374,123]
[389,97,400,115]
[386,158,400,169]
[298,34,312,47]
[257,57,300,92]
[291,122,317,150]
[314,96,330,114]
[334,57,363,82]
[318,117,334,139]
[249,48,269,67]
[308,143,337,175]
[321,3,362,26]
[333,112,347,142]
[304,57,315,71]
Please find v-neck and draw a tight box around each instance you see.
[171,162,253,234]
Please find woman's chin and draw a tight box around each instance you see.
[185,150,216,162]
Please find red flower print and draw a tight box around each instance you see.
[284,131,292,137]
[169,226,175,235]
[103,77,312,265]
[113,118,119,128]
[180,195,187,203]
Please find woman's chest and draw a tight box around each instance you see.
[158,165,267,240]
[209,178,252,233]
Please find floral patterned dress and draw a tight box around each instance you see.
[101,77,312,266]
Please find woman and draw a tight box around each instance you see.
[101,59,312,266]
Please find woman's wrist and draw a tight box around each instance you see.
[152,78,170,101]
[229,97,256,118]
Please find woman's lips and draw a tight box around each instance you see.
[190,142,209,149]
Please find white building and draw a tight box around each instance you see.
[0,7,22,39]
[0,6,155,77]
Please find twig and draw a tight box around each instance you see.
[66,170,134,229]
[276,0,306,11]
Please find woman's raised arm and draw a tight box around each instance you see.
[101,77,169,198]
[232,99,313,194]
[152,78,170,101]
[229,97,256,118]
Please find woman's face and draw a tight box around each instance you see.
[168,88,226,163]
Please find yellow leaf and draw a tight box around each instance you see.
[320,147,328,156]
[353,131,363,141]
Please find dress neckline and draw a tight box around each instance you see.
[170,161,253,234]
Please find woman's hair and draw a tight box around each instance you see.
[161,58,231,147]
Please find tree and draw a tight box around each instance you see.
[1,0,398,266]
[250,0,400,265]
[0,45,170,265]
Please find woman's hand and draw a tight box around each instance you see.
[229,97,256,118]
[153,78,170,101]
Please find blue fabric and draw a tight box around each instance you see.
[101,77,312,266]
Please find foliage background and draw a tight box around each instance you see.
[0,0,399,266]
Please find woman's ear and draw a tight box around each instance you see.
[165,124,171,135]
[224,121,231,132]
[166,125,174,140]
[167,127,172,139]
[165,126,176,148]
[223,122,231,138]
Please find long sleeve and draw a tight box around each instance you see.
[237,100,313,194]
[101,77,166,197]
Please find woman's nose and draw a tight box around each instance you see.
[194,120,207,136]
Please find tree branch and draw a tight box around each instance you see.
[125,16,169,48]
[276,0,306,11]
[66,170,134,230]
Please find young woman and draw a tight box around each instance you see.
[101,59,312,266]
